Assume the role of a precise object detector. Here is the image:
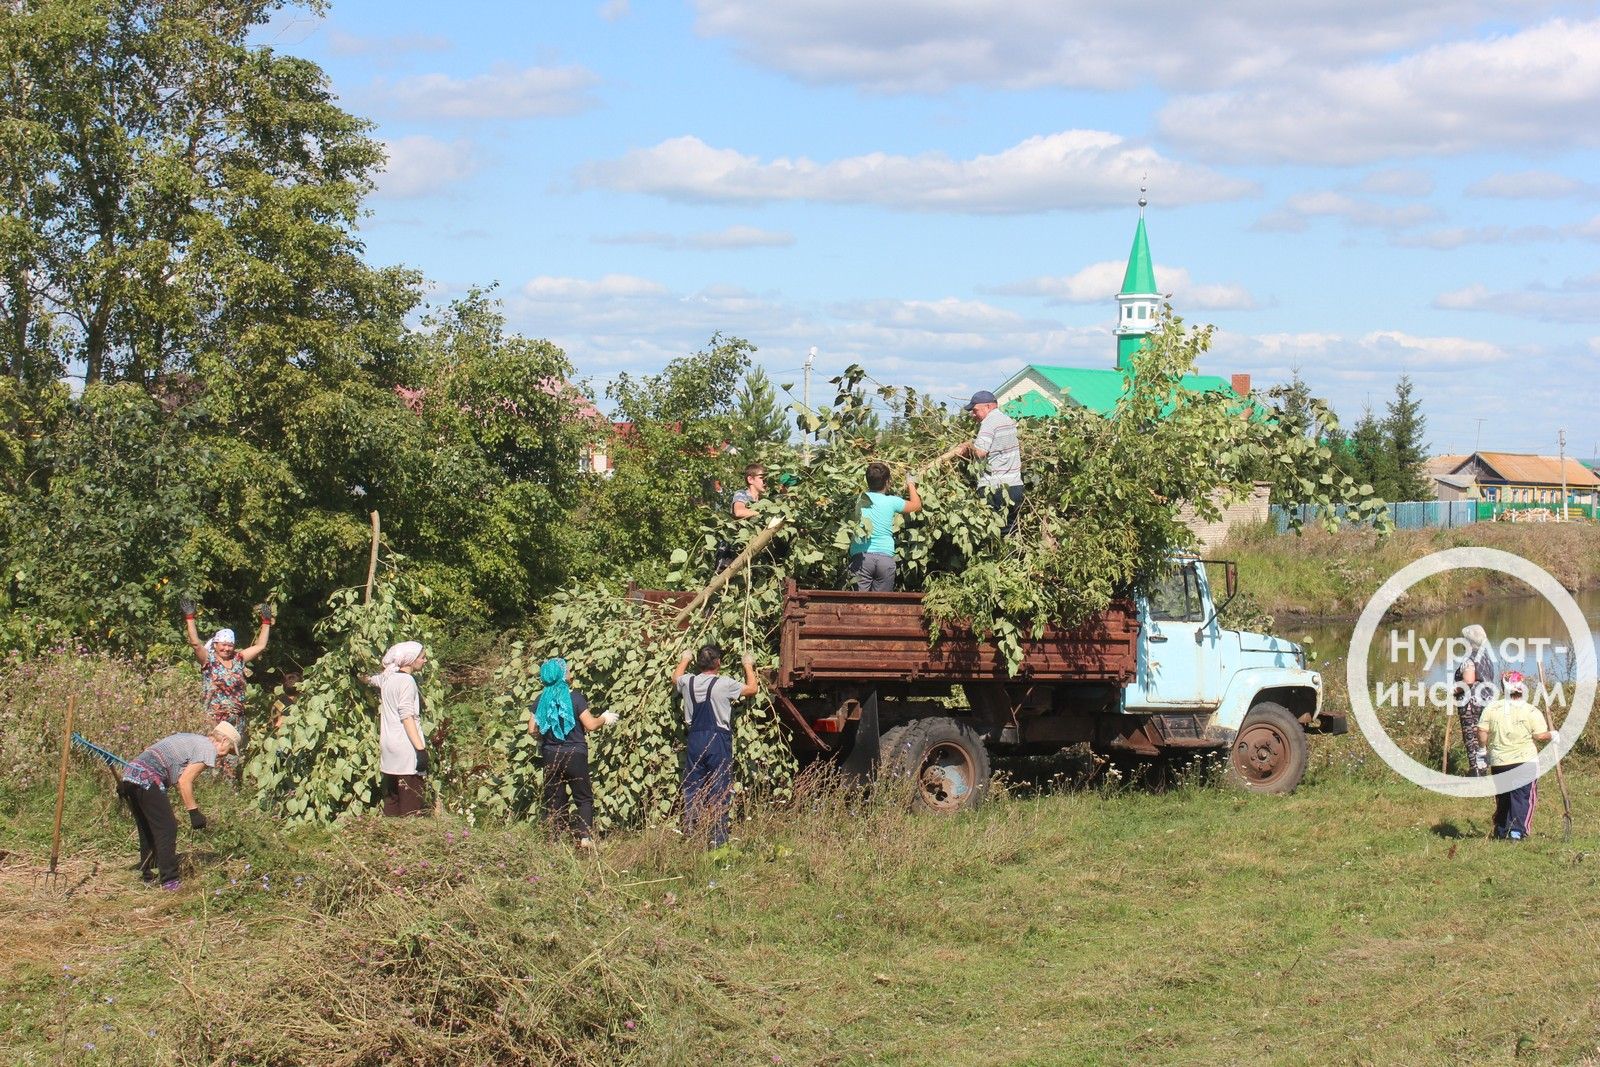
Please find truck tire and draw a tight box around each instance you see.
[1225,701,1308,795]
[880,717,991,814]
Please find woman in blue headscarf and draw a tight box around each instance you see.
[530,658,618,848]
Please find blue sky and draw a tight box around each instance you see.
[265,1,1600,457]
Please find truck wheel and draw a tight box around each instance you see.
[880,717,991,814]
[1225,702,1308,795]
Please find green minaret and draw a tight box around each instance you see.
[1115,191,1160,372]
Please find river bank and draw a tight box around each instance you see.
[1218,521,1600,625]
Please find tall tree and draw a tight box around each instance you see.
[1349,404,1397,498]
[0,0,417,388]
[732,365,788,456]
[1383,374,1431,501]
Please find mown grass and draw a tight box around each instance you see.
[1219,521,1600,623]
[4,727,1600,1066]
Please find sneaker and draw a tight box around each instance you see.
[140,869,156,883]
[576,837,594,850]
[1507,831,1525,842]
[161,879,181,890]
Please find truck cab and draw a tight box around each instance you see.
[1117,557,1341,792]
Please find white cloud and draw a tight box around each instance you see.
[1436,274,1600,323]
[1465,170,1600,199]
[1392,224,1563,250]
[1354,169,1435,197]
[376,136,479,198]
[326,28,450,56]
[579,131,1253,214]
[691,0,1564,94]
[1160,18,1600,164]
[595,225,796,250]
[520,274,668,301]
[372,64,600,120]
[989,260,1256,310]
[599,0,631,20]
[1255,191,1440,232]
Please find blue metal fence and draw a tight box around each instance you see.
[1270,499,1478,534]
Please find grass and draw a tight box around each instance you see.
[1219,521,1600,623]
[5,732,1600,1066]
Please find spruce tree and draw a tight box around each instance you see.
[1383,375,1431,501]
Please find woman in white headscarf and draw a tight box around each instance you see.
[1452,624,1497,775]
[368,641,430,817]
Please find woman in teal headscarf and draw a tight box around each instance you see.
[530,658,618,848]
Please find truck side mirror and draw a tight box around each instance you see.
[1226,562,1238,600]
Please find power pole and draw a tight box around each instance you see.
[803,346,816,461]
[1559,428,1567,521]
[1474,418,1485,454]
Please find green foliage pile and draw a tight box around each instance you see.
[250,562,445,825]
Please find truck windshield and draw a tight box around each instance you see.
[1149,564,1204,623]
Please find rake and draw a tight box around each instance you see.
[71,732,131,773]
[39,696,77,890]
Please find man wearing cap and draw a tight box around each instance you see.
[117,723,241,889]
[1475,670,1556,840]
[940,390,1024,535]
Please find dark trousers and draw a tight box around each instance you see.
[119,780,178,883]
[542,742,594,839]
[382,773,426,817]
[849,552,896,592]
[987,484,1024,536]
[683,729,734,847]
[1457,704,1487,768]
[1491,763,1538,838]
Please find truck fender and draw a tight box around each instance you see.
[1207,666,1324,738]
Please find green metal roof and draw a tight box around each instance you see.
[1011,366,1238,418]
[1002,389,1061,419]
[1120,216,1157,295]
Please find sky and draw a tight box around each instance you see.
[262,1,1600,458]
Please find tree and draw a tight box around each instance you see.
[573,334,756,580]
[0,0,418,388]
[1384,374,1431,501]
[733,365,788,455]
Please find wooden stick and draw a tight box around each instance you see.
[1535,651,1574,840]
[364,510,381,604]
[1440,705,1454,774]
[671,517,785,626]
[49,696,77,876]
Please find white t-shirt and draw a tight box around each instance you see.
[378,672,423,775]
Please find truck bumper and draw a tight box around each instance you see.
[1306,711,1348,735]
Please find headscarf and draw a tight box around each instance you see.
[534,658,576,741]
[204,628,237,655]
[366,641,425,687]
[1462,624,1488,650]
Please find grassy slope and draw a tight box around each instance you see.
[1219,522,1600,623]
[5,738,1600,1066]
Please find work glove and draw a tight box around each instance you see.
[1548,730,1561,748]
[188,808,208,831]
[180,597,196,620]
[255,602,275,624]
[742,653,755,669]
[600,710,620,727]
[413,747,430,775]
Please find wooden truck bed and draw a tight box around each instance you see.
[776,579,1138,689]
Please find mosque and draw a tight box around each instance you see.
[992,200,1250,418]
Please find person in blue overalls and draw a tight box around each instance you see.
[672,644,758,848]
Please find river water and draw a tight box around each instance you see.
[1289,588,1600,695]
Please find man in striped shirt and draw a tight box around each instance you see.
[941,390,1025,535]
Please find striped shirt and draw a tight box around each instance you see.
[973,409,1022,488]
[123,733,217,788]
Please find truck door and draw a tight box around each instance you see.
[1124,561,1224,710]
